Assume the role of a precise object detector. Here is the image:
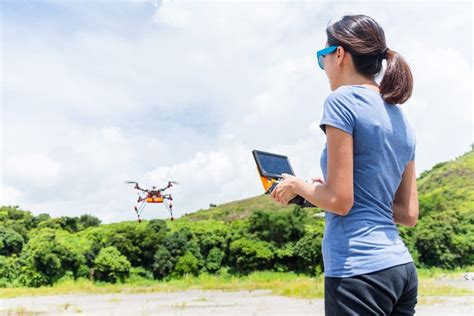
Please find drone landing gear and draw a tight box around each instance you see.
[132,197,174,222]
[163,199,174,221]
[134,200,147,223]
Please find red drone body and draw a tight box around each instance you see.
[125,181,178,223]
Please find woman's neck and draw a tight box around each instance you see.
[336,76,380,93]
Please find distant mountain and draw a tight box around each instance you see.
[417,147,473,217]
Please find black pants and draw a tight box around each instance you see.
[324,262,418,316]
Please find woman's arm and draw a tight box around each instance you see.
[392,160,419,226]
[295,125,354,216]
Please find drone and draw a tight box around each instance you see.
[125,180,178,222]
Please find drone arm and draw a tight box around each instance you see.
[159,184,171,192]
[136,185,148,192]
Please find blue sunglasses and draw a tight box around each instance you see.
[316,45,339,70]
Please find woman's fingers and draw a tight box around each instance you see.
[273,185,285,205]
[270,180,296,206]
[271,183,281,203]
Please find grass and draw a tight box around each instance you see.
[0,269,472,301]
[416,266,473,279]
[417,297,447,306]
[1,306,42,316]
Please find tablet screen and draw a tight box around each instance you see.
[253,150,295,179]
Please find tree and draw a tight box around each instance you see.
[58,217,80,233]
[248,207,306,245]
[0,255,21,287]
[93,246,131,283]
[20,228,85,286]
[174,252,199,276]
[152,228,203,279]
[229,237,273,273]
[0,227,24,256]
[414,210,474,268]
[206,247,224,272]
[294,230,324,275]
[32,213,51,228]
[152,246,173,278]
[78,214,101,229]
[104,221,168,269]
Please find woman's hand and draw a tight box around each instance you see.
[271,173,300,206]
[271,174,326,206]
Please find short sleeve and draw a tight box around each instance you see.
[409,127,416,161]
[409,140,416,161]
[409,147,415,161]
[319,88,356,135]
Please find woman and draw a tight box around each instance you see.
[271,14,419,315]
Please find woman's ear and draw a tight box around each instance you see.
[336,46,345,67]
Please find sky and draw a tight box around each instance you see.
[1,0,472,223]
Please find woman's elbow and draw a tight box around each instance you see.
[332,195,354,216]
[397,208,419,227]
[405,210,419,227]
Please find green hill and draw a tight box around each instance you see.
[183,195,321,222]
[417,148,474,215]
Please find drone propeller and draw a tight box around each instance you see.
[159,178,179,185]
[125,181,149,192]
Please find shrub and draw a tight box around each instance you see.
[0,227,24,256]
[152,246,174,278]
[174,252,199,276]
[248,207,306,245]
[294,230,323,275]
[20,228,85,286]
[206,247,224,272]
[93,246,131,283]
[229,237,273,273]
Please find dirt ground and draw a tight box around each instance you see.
[1,281,473,315]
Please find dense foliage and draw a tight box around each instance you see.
[1,149,472,287]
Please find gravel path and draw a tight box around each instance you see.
[1,290,473,315]
[1,279,473,315]
[1,290,320,315]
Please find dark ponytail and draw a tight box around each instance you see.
[379,49,413,104]
[326,15,413,104]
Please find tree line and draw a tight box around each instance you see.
[0,201,472,287]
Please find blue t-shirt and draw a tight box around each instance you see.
[319,84,416,278]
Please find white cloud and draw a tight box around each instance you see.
[0,185,23,206]
[4,153,60,188]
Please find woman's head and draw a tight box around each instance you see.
[322,14,413,104]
